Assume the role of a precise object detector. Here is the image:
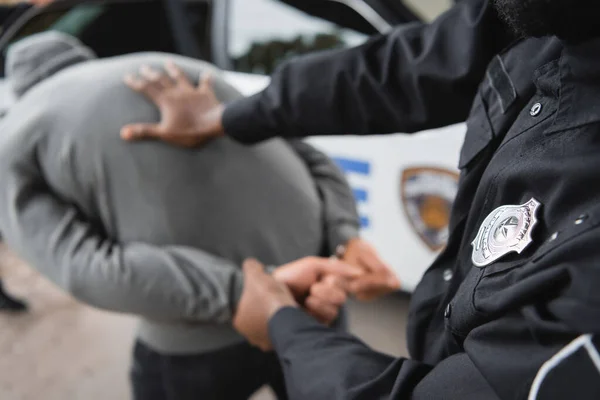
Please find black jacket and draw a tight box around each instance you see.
[223,0,600,398]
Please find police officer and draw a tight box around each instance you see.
[122,0,600,398]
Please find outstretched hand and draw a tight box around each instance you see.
[122,62,225,147]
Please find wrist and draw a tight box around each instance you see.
[329,224,360,256]
[267,300,298,322]
[205,103,226,136]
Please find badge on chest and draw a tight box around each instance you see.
[472,198,541,267]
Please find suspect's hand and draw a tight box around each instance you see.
[122,62,225,147]
[342,238,400,301]
[233,259,298,351]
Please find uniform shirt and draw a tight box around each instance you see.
[221,0,600,398]
[0,52,359,354]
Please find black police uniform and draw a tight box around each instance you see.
[222,0,600,398]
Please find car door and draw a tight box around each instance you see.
[214,0,464,292]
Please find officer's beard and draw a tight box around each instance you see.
[493,0,600,43]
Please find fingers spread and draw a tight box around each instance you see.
[124,74,145,91]
[124,65,174,102]
[139,65,173,89]
[120,123,163,141]
[198,73,214,92]
[165,61,193,88]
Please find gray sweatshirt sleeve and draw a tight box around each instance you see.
[286,139,360,254]
[0,154,244,323]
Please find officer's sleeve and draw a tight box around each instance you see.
[0,145,245,323]
[223,0,510,144]
[286,139,360,254]
[269,307,497,399]
[269,222,600,399]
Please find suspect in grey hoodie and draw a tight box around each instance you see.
[0,32,360,354]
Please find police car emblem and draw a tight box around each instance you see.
[471,198,541,267]
[401,167,460,251]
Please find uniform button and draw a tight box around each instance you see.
[575,214,588,225]
[444,304,452,319]
[549,231,559,242]
[443,269,454,282]
[530,102,543,116]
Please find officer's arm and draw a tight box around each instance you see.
[0,152,244,323]
[286,139,360,254]
[268,224,600,399]
[267,306,572,400]
[223,0,510,144]
[268,307,497,399]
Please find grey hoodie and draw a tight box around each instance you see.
[0,33,359,354]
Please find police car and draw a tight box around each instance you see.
[0,0,463,291]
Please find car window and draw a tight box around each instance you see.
[5,2,177,57]
[228,0,375,75]
[0,1,210,77]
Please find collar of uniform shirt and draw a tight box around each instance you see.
[542,37,600,135]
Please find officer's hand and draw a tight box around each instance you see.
[121,62,225,147]
[273,257,361,325]
[272,256,362,301]
[343,238,401,301]
[305,274,348,325]
[233,259,298,351]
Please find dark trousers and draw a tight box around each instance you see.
[130,340,288,400]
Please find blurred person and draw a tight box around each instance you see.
[122,0,600,398]
[0,31,398,400]
[0,0,54,314]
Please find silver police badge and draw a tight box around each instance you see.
[471,198,541,267]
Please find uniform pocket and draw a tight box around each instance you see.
[472,257,530,316]
[480,256,527,277]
